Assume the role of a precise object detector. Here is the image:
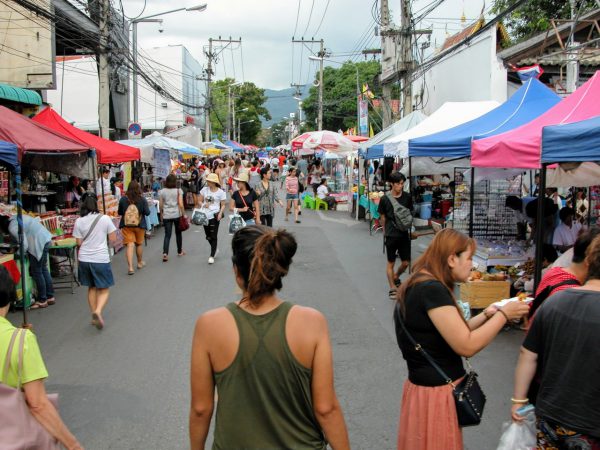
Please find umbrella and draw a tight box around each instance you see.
[302,130,359,154]
[345,135,369,143]
[291,132,313,150]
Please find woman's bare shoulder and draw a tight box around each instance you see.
[289,305,328,330]
[194,306,234,331]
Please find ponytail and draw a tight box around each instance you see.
[231,226,297,306]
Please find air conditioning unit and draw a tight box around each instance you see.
[161,102,168,108]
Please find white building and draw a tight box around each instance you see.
[47,45,204,134]
[411,22,511,115]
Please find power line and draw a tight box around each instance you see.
[312,0,332,36]
[302,0,316,37]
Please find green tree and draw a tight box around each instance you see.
[209,79,271,144]
[301,60,382,132]
[264,119,288,147]
[492,0,596,43]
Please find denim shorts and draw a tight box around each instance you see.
[78,261,114,289]
[286,193,299,200]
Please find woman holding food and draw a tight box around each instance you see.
[394,228,529,450]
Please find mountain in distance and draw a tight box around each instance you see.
[261,85,310,128]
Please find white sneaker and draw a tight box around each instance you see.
[208,256,215,264]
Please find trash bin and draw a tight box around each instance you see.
[419,202,432,220]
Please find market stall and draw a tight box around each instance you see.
[0,109,89,318]
[472,70,600,289]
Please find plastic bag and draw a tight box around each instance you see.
[497,412,536,450]
[191,208,209,226]
[228,211,246,235]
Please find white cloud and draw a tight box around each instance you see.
[130,0,488,90]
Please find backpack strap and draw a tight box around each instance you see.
[81,214,103,244]
[529,277,580,318]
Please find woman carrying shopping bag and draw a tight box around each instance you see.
[159,174,186,262]
[0,266,82,449]
[230,172,260,226]
[198,173,226,264]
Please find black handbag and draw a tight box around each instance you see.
[395,306,486,427]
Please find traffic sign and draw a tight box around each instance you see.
[128,122,142,139]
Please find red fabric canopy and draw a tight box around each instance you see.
[345,135,369,142]
[0,106,88,160]
[33,108,140,164]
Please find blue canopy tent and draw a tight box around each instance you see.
[409,78,561,158]
[210,139,230,150]
[224,140,245,152]
[542,115,600,163]
[0,140,28,325]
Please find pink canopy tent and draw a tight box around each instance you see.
[471,71,600,169]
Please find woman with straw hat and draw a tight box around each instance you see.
[199,173,227,264]
[230,171,260,227]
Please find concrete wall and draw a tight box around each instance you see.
[412,27,508,115]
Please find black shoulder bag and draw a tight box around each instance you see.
[394,304,486,427]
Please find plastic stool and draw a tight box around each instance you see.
[303,195,316,210]
[315,197,328,210]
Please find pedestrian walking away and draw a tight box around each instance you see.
[189,226,350,450]
[0,267,83,449]
[377,171,413,299]
[285,167,301,223]
[393,229,529,450]
[118,180,150,275]
[255,167,283,227]
[159,174,186,262]
[511,233,600,449]
[0,213,55,309]
[72,194,118,330]
[230,172,260,226]
[199,173,226,264]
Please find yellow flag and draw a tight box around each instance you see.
[363,83,375,99]
[369,123,375,137]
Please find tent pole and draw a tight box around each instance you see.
[469,168,475,238]
[587,186,592,226]
[100,165,106,213]
[15,166,29,328]
[533,165,548,293]
[409,156,412,274]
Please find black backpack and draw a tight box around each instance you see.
[528,278,580,319]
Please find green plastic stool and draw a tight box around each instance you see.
[303,195,316,210]
[315,197,328,210]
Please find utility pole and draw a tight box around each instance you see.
[204,37,242,141]
[566,0,579,93]
[380,0,393,127]
[292,38,324,130]
[400,0,413,116]
[204,38,214,141]
[98,0,110,138]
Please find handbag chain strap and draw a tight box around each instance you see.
[1,328,26,388]
[395,303,462,389]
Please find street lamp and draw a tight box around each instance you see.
[228,81,242,140]
[131,4,208,123]
[309,55,361,136]
[237,119,254,143]
[233,107,248,141]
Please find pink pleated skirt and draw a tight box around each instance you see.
[397,379,463,450]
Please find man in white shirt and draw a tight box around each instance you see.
[553,207,583,254]
[316,178,336,210]
[96,168,111,195]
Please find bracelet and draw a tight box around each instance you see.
[497,309,510,323]
[511,397,529,404]
[483,309,494,320]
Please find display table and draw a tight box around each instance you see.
[473,251,528,270]
[459,280,511,309]
[49,241,79,294]
[358,195,380,219]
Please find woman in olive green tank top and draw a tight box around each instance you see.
[190,226,350,450]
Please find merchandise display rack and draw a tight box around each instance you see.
[452,168,518,240]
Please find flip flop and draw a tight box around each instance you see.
[177,250,186,257]
[92,313,104,330]
[128,270,134,275]
[46,297,56,305]
[30,301,48,309]
[389,289,397,300]
[137,261,146,269]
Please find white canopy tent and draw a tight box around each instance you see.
[164,125,203,149]
[381,101,499,158]
[359,110,427,157]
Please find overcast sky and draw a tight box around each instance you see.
[131,0,489,91]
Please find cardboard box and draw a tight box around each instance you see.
[459,280,510,309]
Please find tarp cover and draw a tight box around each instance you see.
[542,115,600,163]
[472,70,600,169]
[33,107,140,164]
[0,105,88,160]
[0,140,18,169]
[360,111,427,159]
[409,79,561,158]
[117,132,202,159]
[369,101,499,158]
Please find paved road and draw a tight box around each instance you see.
[14,208,523,449]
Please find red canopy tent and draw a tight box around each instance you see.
[0,105,88,159]
[33,107,140,164]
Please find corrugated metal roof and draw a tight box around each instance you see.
[0,83,42,106]
[517,49,600,66]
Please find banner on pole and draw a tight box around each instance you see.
[359,100,368,136]
[154,148,171,179]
